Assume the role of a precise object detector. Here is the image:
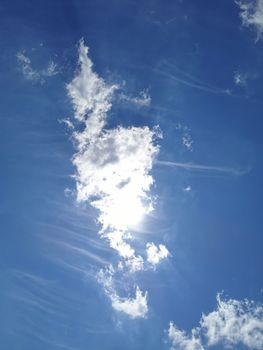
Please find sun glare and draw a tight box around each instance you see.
[98,186,149,231]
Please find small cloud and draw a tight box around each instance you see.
[64,187,73,197]
[59,118,74,130]
[119,89,151,107]
[234,71,247,86]
[17,51,43,84]
[97,266,148,318]
[111,287,148,319]
[236,0,263,40]
[176,123,193,151]
[43,60,59,77]
[146,242,170,266]
[183,185,191,192]
[16,50,59,84]
[182,134,193,151]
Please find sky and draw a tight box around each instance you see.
[1,0,263,349]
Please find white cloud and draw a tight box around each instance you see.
[17,51,42,83]
[59,118,74,130]
[43,61,59,77]
[68,42,160,259]
[167,294,263,350]
[17,51,59,84]
[146,242,170,266]
[67,38,118,134]
[67,39,167,318]
[201,294,263,350]
[234,71,247,86]
[119,89,151,107]
[168,322,204,350]
[176,123,193,151]
[236,0,263,39]
[111,287,148,319]
[97,266,148,318]
[182,134,193,151]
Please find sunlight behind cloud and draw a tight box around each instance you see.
[67,39,169,318]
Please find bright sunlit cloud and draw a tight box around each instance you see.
[67,39,169,318]
[167,293,263,350]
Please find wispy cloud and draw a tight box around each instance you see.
[97,265,148,318]
[17,51,59,84]
[167,293,263,350]
[155,62,231,96]
[236,0,263,40]
[6,269,111,348]
[157,160,249,176]
[44,60,59,77]
[234,71,247,86]
[119,89,151,107]
[67,39,169,318]
[17,51,43,84]
[176,123,194,151]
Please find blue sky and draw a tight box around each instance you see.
[1,1,263,349]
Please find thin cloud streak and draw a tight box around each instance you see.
[154,67,231,96]
[157,160,249,176]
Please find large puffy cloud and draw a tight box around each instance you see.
[67,39,169,318]
[167,294,263,350]
[236,0,263,39]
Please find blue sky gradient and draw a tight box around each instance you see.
[1,1,263,349]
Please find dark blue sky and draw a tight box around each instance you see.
[1,1,263,350]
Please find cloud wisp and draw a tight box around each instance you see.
[67,39,169,318]
[119,89,151,107]
[157,160,249,176]
[17,51,58,84]
[167,293,263,350]
[155,62,232,96]
[236,0,263,40]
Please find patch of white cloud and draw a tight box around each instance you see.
[167,294,263,350]
[59,118,74,130]
[168,322,204,350]
[236,0,263,40]
[146,242,170,266]
[67,39,118,132]
[201,294,263,350]
[234,71,247,86]
[43,61,59,77]
[67,39,168,318]
[119,89,151,107]
[97,265,147,318]
[17,51,43,84]
[176,123,193,151]
[111,287,148,319]
[17,51,59,84]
